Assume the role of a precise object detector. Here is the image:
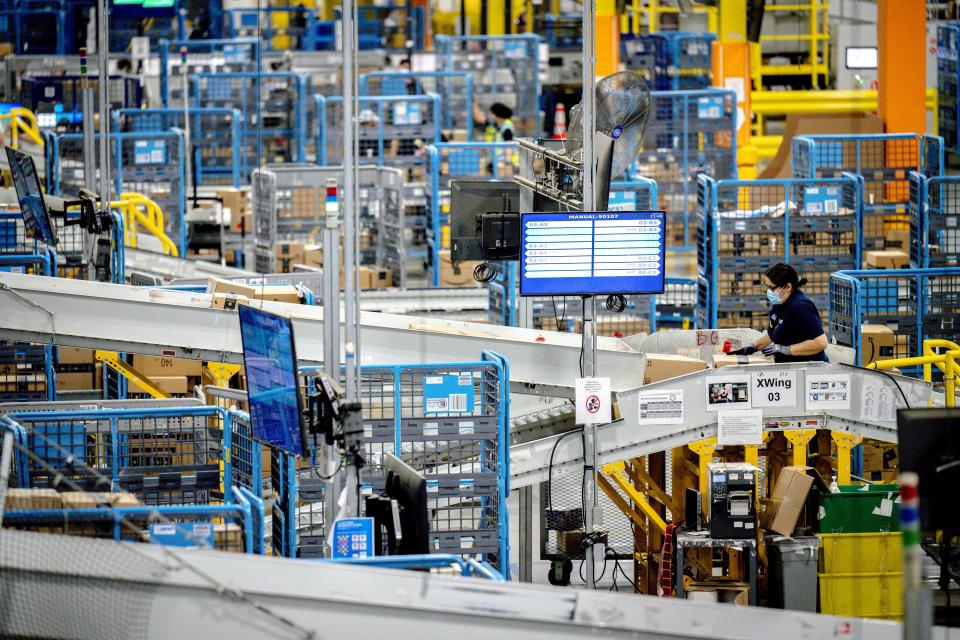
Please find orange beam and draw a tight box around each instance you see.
[878,0,925,134]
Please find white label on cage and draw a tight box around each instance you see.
[423,424,439,436]
[637,389,684,425]
[363,426,373,439]
[459,423,475,435]
[806,374,852,410]
[45,86,56,98]
[153,524,176,535]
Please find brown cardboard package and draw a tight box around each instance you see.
[131,355,203,378]
[864,250,910,269]
[0,374,46,393]
[885,228,910,249]
[303,244,324,267]
[861,324,896,365]
[370,268,393,288]
[643,354,707,385]
[276,242,305,262]
[712,354,768,368]
[340,267,375,290]
[439,250,479,288]
[4,488,62,511]
[60,492,99,509]
[573,317,648,337]
[128,376,190,396]
[250,285,301,304]
[57,346,95,365]
[215,523,245,553]
[684,582,750,606]
[207,277,257,298]
[56,371,98,392]
[759,466,814,536]
[216,188,250,231]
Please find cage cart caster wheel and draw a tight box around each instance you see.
[548,559,572,586]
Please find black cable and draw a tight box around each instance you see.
[547,427,583,513]
[313,457,344,480]
[473,261,498,283]
[839,362,911,409]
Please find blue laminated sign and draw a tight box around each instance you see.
[423,374,474,414]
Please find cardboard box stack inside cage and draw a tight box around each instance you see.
[1,2,959,638]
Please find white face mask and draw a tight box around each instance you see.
[766,287,782,305]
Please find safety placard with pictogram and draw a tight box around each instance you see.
[575,377,612,425]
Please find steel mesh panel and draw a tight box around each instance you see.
[434,34,541,136]
[621,32,714,91]
[158,39,259,108]
[20,76,141,132]
[923,176,960,267]
[634,89,736,248]
[939,25,960,154]
[190,72,308,177]
[0,528,166,640]
[361,71,474,130]
[114,108,242,187]
[318,95,440,172]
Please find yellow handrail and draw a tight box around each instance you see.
[114,192,179,257]
[0,107,44,150]
[868,339,960,408]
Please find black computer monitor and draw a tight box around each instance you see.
[5,146,58,246]
[383,453,429,555]
[897,408,960,532]
[238,304,309,457]
[450,179,520,261]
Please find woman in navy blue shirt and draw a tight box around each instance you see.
[731,263,829,363]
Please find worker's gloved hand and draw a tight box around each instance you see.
[729,345,757,356]
[761,343,791,357]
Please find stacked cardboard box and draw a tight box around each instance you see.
[861,441,898,483]
[860,324,896,365]
[438,250,480,288]
[864,250,910,269]
[129,355,203,398]
[642,354,707,385]
[217,188,251,233]
[214,523,245,553]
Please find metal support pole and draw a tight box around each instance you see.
[340,0,361,519]
[322,178,342,537]
[180,46,193,206]
[581,0,599,589]
[96,0,110,211]
[518,485,533,582]
[0,430,13,528]
[80,47,97,280]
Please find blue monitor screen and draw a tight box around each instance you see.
[238,304,307,457]
[520,211,666,296]
[5,146,58,246]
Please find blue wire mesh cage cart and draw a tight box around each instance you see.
[435,34,542,138]
[629,88,737,251]
[360,71,475,133]
[791,133,943,250]
[269,353,511,578]
[909,172,960,269]
[697,174,863,331]
[158,38,260,108]
[621,32,715,91]
[829,268,960,369]
[938,23,960,157]
[20,75,142,132]
[113,108,243,188]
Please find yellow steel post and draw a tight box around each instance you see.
[712,0,755,179]
[784,429,817,467]
[689,437,717,500]
[831,431,863,486]
[94,351,171,399]
[486,0,506,34]
[206,363,242,388]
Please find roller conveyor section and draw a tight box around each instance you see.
[0,272,645,391]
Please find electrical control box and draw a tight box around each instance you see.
[707,462,757,539]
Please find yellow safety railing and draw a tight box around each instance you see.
[0,107,44,150]
[749,0,829,90]
[624,0,718,35]
[113,192,179,257]
[868,339,960,408]
[751,89,939,161]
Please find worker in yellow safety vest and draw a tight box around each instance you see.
[473,102,515,143]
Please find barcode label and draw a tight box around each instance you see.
[825,199,838,213]
[449,394,468,412]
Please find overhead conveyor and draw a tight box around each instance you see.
[0,272,644,392]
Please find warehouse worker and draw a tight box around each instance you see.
[730,263,829,363]
[474,103,515,143]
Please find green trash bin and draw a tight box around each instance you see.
[817,485,900,534]
[766,536,820,612]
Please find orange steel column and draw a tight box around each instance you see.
[595,0,620,77]
[878,0,926,134]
